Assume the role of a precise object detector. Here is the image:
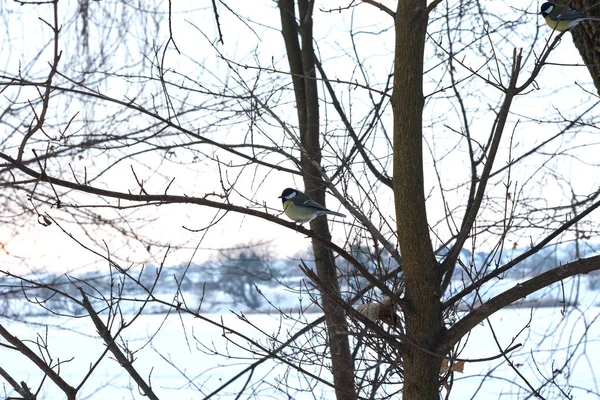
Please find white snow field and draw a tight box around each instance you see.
[1,304,599,399]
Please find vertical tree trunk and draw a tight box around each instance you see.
[561,0,600,94]
[279,1,357,399]
[392,1,443,399]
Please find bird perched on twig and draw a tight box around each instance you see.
[540,2,600,31]
[278,188,346,224]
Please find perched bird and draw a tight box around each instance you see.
[278,188,346,224]
[540,2,600,31]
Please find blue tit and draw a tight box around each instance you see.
[278,188,346,224]
[540,2,600,31]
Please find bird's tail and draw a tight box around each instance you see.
[326,210,347,218]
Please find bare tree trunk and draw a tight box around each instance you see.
[392,1,443,399]
[279,1,357,399]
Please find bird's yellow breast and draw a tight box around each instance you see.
[283,199,315,222]
[544,16,574,31]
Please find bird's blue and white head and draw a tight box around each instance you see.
[279,188,297,201]
[540,2,554,17]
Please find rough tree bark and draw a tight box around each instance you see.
[559,0,600,93]
[392,1,443,399]
[279,1,357,399]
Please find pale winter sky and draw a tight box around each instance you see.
[1,0,598,273]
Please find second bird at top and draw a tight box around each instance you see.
[540,2,600,31]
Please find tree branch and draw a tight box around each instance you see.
[361,0,395,17]
[444,194,600,309]
[438,255,600,354]
[313,54,393,189]
[425,0,443,14]
[0,324,76,399]
[1,151,401,306]
[0,365,36,400]
[440,49,523,280]
[79,289,160,400]
[17,0,62,162]
[1,77,300,177]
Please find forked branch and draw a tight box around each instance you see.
[438,255,600,354]
[17,0,62,162]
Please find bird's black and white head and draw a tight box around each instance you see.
[540,2,554,17]
[279,188,297,202]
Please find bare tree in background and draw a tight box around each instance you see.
[1,0,600,399]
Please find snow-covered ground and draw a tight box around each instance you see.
[452,306,600,399]
[2,263,600,399]
[2,303,600,399]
